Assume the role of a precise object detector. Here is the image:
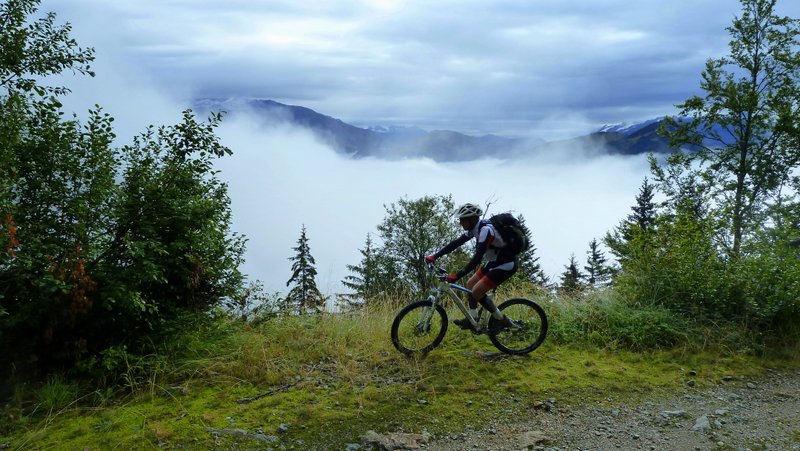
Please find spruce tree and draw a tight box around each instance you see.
[583,238,611,288]
[605,177,659,264]
[628,178,657,233]
[286,225,325,314]
[340,233,399,308]
[559,254,583,292]
[513,214,548,286]
[518,244,549,286]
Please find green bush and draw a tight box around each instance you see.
[548,290,689,351]
[0,1,244,381]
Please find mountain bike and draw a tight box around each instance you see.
[390,264,548,356]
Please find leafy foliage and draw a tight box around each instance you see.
[658,0,800,258]
[607,0,800,343]
[375,195,461,294]
[0,0,244,377]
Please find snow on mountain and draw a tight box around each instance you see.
[597,117,664,135]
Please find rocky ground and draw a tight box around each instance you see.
[362,368,799,451]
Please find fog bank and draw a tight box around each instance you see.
[213,115,651,295]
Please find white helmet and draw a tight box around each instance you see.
[455,203,482,219]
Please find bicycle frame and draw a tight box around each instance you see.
[393,264,549,355]
[423,266,486,331]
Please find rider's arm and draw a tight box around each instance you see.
[455,240,488,279]
[433,234,470,259]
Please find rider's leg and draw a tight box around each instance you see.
[471,278,505,320]
[473,260,518,320]
[464,271,483,319]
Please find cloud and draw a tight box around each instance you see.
[212,114,651,295]
[47,0,800,140]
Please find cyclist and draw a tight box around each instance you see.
[425,202,515,332]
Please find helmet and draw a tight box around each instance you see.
[455,203,482,219]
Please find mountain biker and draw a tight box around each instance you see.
[425,202,516,332]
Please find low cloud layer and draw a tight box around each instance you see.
[213,115,651,294]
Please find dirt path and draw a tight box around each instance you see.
[422,368,800,451]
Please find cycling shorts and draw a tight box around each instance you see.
[475,259,517,289]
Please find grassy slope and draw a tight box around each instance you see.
[2,301,798,450]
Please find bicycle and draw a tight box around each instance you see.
[390,264,548,356]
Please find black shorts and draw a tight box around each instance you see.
[475,259,517,289]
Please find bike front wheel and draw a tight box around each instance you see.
[489,298,548,355]
[391,300,448,355]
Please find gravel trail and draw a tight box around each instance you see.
[420,368,800,451]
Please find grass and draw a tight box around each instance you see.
[1,291,798,450]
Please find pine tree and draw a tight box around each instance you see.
[286,225,325,314]
[513,214,548,286]
[605,177,659,263]
[628,178,657,233]
[340,233,398,308]
[559,254,583,292]
[583,238,611,288]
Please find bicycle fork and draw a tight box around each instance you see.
[416,294,439,333]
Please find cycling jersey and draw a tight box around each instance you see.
[433,219,513,280]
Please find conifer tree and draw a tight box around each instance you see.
[605,177,659,264]
[628,178,657,232]
[517,244,549,286]
[286,225,325,314]
[559,254,583,293]
[583,238,611,288]
[511,214,548,286]
[340,233,400,308]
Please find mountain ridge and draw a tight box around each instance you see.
[195,98,678,161]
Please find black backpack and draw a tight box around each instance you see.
[489,213,531,256]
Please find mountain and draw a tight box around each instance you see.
[195,98,679,161]
[589,118,675,155]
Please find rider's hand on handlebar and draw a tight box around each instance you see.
[425,255,437,264]
[445,273,458,283]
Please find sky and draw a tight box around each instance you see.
[39,0,800,296]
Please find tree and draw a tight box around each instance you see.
[658,0,800,259]
[376,195,460,293]
[0,0,94,96]
[0,0,245,372]
[605,178,659,264]
[629,178,657,232]
[517,244,549,286]
[286,225,325,314]
[504,213,546,286]
[559,254,583,293]
[340,233,400,308]
[583,238,611,288]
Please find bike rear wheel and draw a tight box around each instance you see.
[489,298,548,355]
[391,300,448,355]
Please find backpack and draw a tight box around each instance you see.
[489,212,531,256]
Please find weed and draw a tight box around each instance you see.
[35,376,77,415]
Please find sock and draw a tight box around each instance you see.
[468,308,479,320]
[467,293,478,310]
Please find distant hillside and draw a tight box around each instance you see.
[195,98,681,161]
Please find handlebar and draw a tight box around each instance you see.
[425,262,448,281]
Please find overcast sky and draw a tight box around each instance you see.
[49,0,800,139]
[41,1,800,296]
